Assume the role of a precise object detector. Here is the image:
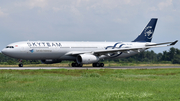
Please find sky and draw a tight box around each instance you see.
[0,0,179,53]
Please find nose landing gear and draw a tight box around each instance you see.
[18,59,23,67]
[18,63,23,67]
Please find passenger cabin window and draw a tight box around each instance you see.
[6,46,14,48]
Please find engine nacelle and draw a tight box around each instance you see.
[41,59,62,64]
[76,54,99,64]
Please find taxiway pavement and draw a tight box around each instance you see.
[0,66,180,70]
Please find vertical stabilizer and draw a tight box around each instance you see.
[133,18,158,42]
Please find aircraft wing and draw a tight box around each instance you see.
[65,40,178,56]
[93,40,178,55]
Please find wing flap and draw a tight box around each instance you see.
[93,48,145,55]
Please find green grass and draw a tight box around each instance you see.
[0,68,180,101]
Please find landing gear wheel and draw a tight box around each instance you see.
[93,63,97,67]
[93,63,95,67]
[18,59,23,67]
[74,63,78,67]
[19,63,23,67]
[100,63,104,67]
[72,63,75,67]
[78,64,83,67]
[96,63,100,67]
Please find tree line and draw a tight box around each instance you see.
[0,54,41,65]
[111,47,180,64]
[0,47,180,65]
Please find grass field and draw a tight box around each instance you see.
[0,68,180,101]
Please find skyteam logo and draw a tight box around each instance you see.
[105,43,125,49]
[144,26,153,39]
[29,49,34,53]
[105,43,125,58]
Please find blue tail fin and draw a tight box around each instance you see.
[133,18,158,42]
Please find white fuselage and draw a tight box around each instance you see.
[1,41,148,61]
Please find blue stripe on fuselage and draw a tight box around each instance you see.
[105,43,125,58]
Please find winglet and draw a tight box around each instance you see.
[170,40,178,45]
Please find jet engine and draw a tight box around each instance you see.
[76,54,99,64]
[41,59,62,64]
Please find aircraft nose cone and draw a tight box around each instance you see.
[1,49,5,54]
[1,48,19,58]
[1,48,11,56]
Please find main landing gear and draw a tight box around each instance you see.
[18,59,23,67]
[71,63,104,67]
[71,63,83,67]
[92,63,104,67]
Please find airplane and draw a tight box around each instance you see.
[1,18,178,67]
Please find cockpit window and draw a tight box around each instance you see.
[6,46,14,48]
